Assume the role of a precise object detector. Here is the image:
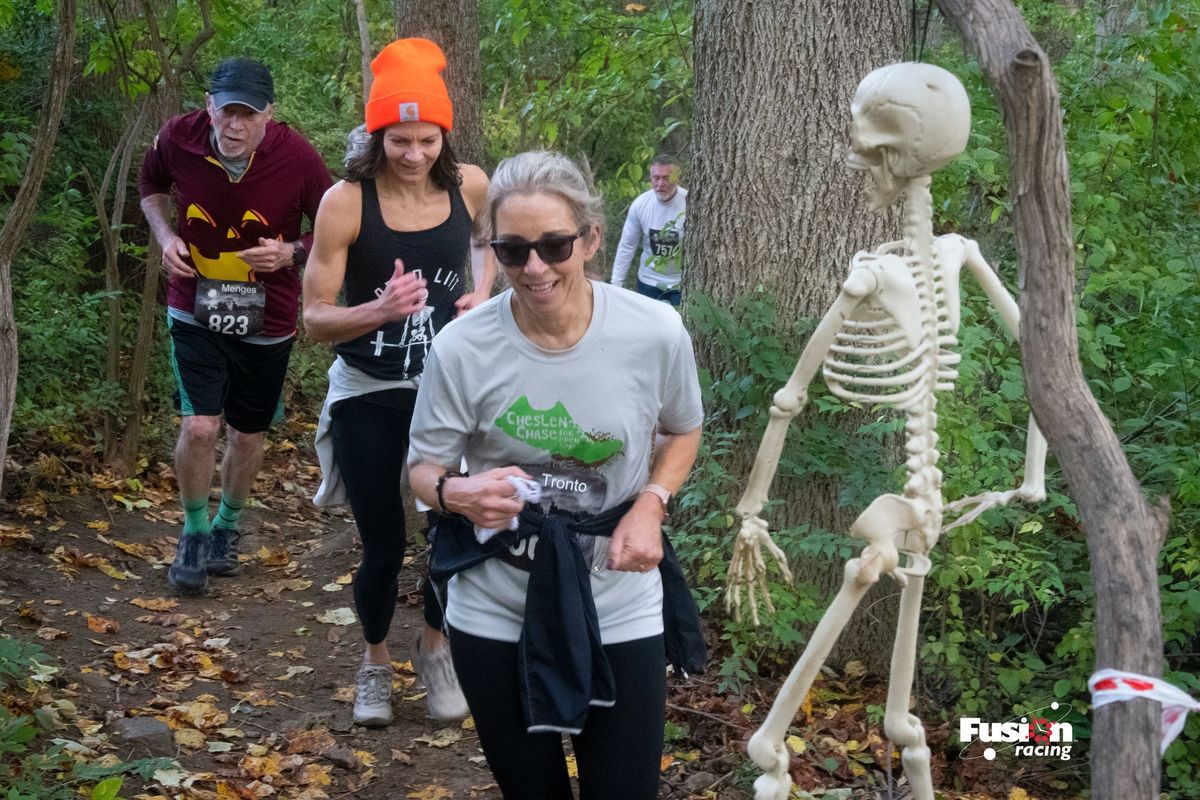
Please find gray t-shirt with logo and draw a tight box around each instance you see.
[408,281,704,644]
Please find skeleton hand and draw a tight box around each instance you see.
[725,514,794,626]
[943,480,1044,532]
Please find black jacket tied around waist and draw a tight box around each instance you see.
[430,501,707,734]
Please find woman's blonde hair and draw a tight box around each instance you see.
[477,151,605,251]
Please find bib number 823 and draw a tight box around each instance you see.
[206,314,250,336]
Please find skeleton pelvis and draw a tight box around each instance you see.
[849,493,934,568]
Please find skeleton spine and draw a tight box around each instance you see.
[901,176,944,538]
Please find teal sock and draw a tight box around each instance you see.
[182,499,211,536]
[214,496,244,530]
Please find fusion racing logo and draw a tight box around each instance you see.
[958,701,1076,762]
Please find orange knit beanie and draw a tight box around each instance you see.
[365,38,454,134]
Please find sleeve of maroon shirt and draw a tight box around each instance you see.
[138,123,174,199]
[294,134,333,253]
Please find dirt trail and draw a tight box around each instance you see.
[0,442,745,799]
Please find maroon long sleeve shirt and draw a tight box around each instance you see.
[139,109,332,338]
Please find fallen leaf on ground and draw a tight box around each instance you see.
[130,597,179,611]
[334,572,352,585]
[174,728,206,749]
[86,520,111,531]
[231,690,277,708]
[256,546,291,566]
[315,607,356,626]
[296,762,333,786]
[389,749,412,764]
[0,524,33,546]
[287,728,337,756]
[36,627,69,640]
[100,535,163,562]
[406,787,453,800]
[168,700,228,730]
[87,615,120,633]
[239,752,285,781]
[275,665,315,680]
[412,728,462,748]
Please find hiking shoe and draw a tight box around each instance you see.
[353,663,394,727]
[412,634,469,721]
[167,532,208,596]
[207,526,241,576]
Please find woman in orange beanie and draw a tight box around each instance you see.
[303,37,494,728]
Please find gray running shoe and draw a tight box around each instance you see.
[412,634,469,721]
[167,532,208,596]
[353,663,394,727]
[206,526,241,576]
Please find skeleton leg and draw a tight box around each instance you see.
[884,571,933,800]
[746,494,916,800]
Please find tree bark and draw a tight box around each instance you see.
[0,0,76,498]
[354,0,373,110]
[935,2,1168,798]
[85,97,149,463]
[689,0,907,669]
[394,0,485,166]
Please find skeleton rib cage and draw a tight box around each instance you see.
[821,244,962,412]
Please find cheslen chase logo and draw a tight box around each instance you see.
[958,701,1077,762]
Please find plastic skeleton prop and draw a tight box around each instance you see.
[726,63,1048,800]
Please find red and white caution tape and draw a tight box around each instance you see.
[1089,669,1200,754]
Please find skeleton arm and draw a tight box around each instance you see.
[726,267,876,624]
[944,239,1047,530]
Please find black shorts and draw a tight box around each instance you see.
[168,318,293,434]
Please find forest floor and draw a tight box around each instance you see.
[0,422,1080,800]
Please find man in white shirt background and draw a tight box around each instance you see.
[610,154,687,306]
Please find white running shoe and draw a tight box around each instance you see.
[353,663,394,727]
[412,634,469,721]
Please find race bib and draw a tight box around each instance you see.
[194,278,265,337]
[497,463,608,572]
[649,226,681,258]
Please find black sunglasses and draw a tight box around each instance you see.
[489,227,589,268]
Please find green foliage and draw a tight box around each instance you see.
[672,3,1200,795]
[0,637,173,800]
[480,0,692,252]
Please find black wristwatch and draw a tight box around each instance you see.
[436,470,465,515]
[291,241,308,267]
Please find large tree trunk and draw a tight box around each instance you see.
[0,0,77,498]
[689,0,907,670]
[935,2,1168,798]
[394,0,485,166]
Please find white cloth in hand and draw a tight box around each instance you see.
[475,476,542,544]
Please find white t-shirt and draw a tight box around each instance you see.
[610,187,687,290]
[407,282,704,644]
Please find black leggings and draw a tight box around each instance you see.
[330,389,443,643]
[450,629,665,800]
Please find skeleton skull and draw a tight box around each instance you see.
[849,62,971,210]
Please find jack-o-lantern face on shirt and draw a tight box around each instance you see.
[184,202,277,281]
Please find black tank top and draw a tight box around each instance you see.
[336,177,472,381]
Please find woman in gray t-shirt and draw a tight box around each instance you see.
[408,151,703,800]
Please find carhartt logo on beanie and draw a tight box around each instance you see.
[365,38,454,133]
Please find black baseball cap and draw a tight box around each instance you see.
[209,58,275,112]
